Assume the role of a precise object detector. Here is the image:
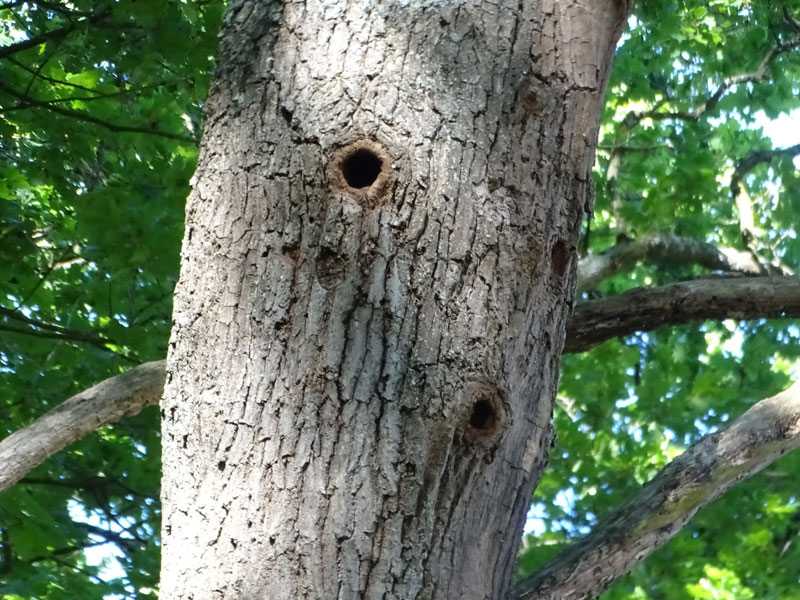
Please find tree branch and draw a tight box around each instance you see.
[643,42,800,121]
[512,380,800,600]
[0,322,111,346]
[731,142,800,192]
[0,306,107,343]
[566,275,800,353]
[6,56,97,92]
[0,8,111,60]
[727,144,800,276]
[3,277,800,489]
[0,283,796,596]
[576,232,776,292]
[0,80,196,143]
[0,360,165,492]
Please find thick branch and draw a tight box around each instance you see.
[3,278,799,487]
[513,380,800,600]
[577,233,773,292]
[0,360,165,492]
[565,275,800,353]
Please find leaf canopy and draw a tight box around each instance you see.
[1,0,799,598]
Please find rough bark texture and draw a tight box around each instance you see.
[566,275,800,353]
[160,1,627,598]
[512,380,800,600]
[6,276,798,493]
[0,360,164,492]
[576,232,779,293]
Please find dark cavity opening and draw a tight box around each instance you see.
[469,398,496,431]
[340,148,383,189]
[550,239,567,277]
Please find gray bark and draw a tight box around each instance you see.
[576,232,778,293]
[566,275,800,353]
[512,380,800,600]
[2,279,799,597]
[5,276,799,494]
[0,360,164,492]
[159,1,627,598]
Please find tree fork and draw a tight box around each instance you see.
[160,1,628,598]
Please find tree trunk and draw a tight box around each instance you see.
[160,1,628,598]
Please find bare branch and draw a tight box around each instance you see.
[565,275,800,353]
[513,380,800,600]
[577,232,775,292]
[0,360,165,492]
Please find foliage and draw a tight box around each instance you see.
[517,1,800,598]
[0,1,220,597]
[0,0,799,598]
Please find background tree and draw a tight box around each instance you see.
[1,1,799,599]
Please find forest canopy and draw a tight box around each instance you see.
[1,1,799,598]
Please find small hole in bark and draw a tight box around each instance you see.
[470,398,496,431]
[550,239,568,278]
[217,460,226,471]
[329,139,394,206]
[282,243,299,262]
[462,382,507,445]
[341,148,382,189]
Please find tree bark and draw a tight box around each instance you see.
[576,232,781,293]
[5,276,798,494]
[512,380,800,600]
[5,347,800,599]
[566,275,800,353]
[0,360,163,492]
[159,1,627,598]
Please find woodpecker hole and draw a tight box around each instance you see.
[550,238,568,278]
[462,381,508,445]
[329,139,393,205]
[470,398,496,431]
[341,148,382,189]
